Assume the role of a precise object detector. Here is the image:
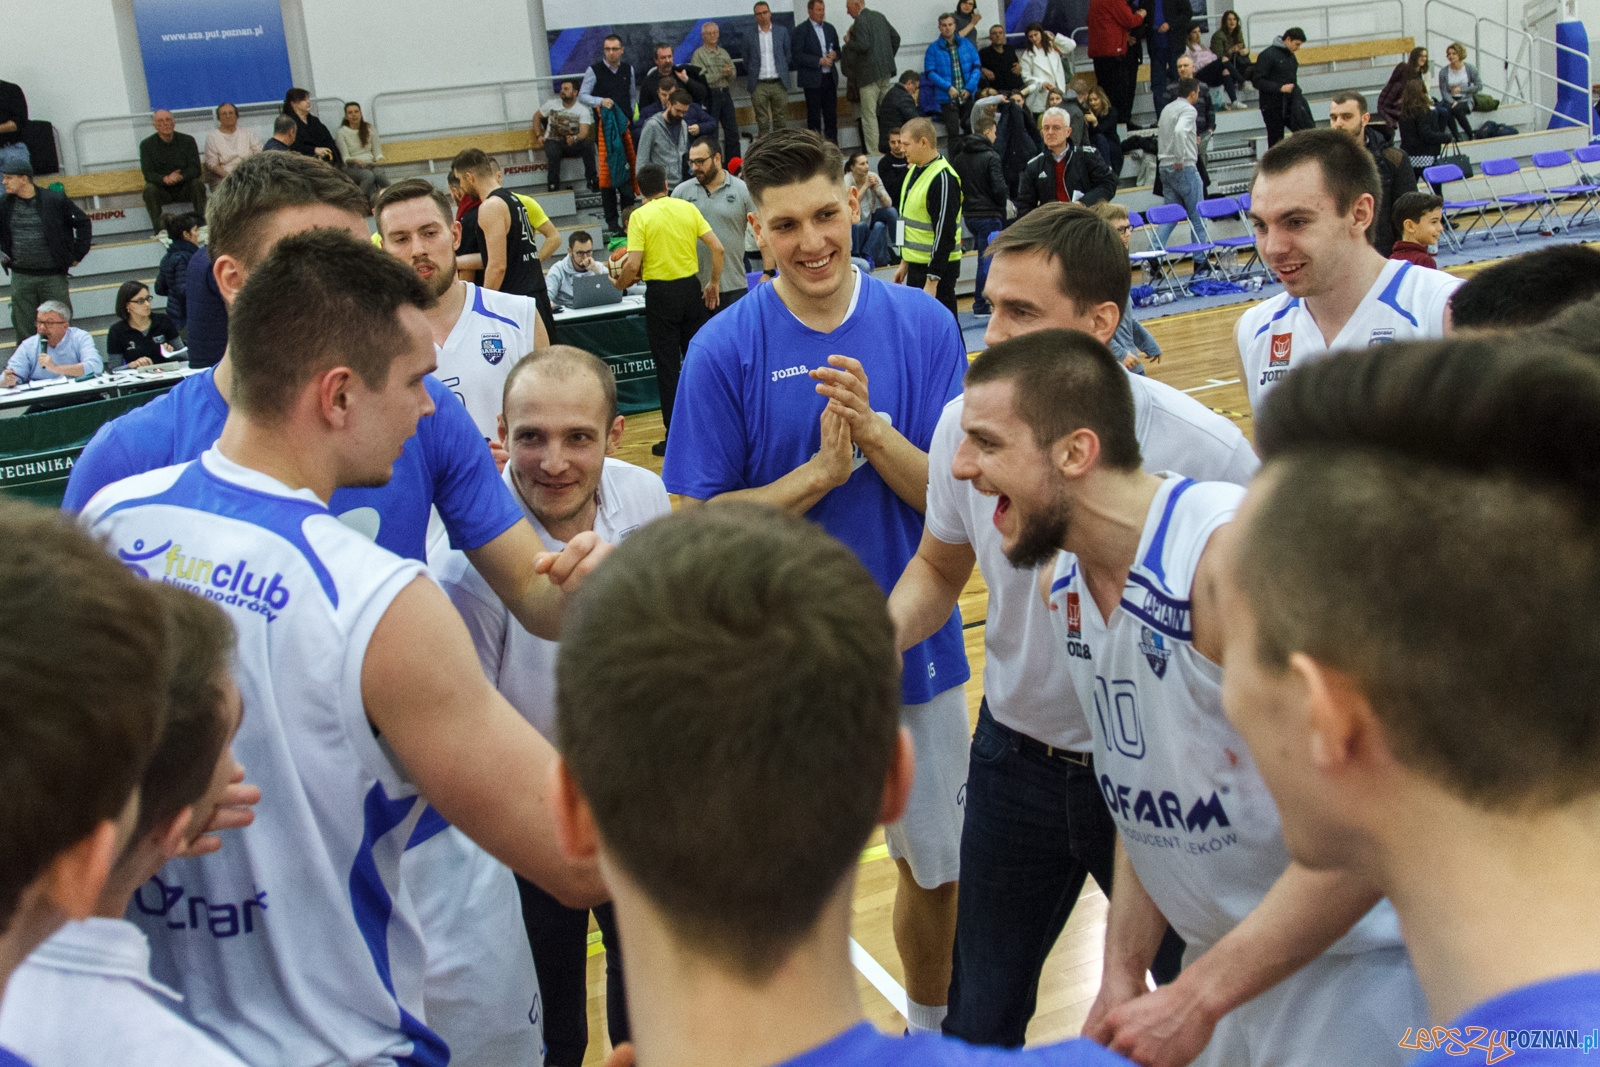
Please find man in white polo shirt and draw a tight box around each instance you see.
[890,203,1255,1047]
[434,345,669,1067]
[1237,128,1458,415]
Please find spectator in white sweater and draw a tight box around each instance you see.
[335,102,389,199]
[201,103,260,185]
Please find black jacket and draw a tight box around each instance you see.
[289,112,341,165]
[950,135,1008,218]
[156,236,199,329]
[1158,0,1195,44]
[1015,144,1118,214]
[1364,124,1418,256]
[0,186,92,275]
[1252,41,1298,120]
[1399,108,1451,158]
[640,65,710,108]
[875,83,921,153]
[993,101,1043,191]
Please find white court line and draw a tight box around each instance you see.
[1182,378,1241,394]
[850,937,909,1020]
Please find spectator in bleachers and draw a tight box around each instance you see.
[1327,89,1417,256]
[641,43,709,109]
[876,72,922,153]
[952,0,981,42]
[202,103,259,185]
[844,150,896,265]
[139,110,207,236]
[926,12,982,140]
[878,125,912,206]
[3,300,100,385]
[262,114,297,152]
[1015,106,1117,215]
[107,280,182,368]
[1252,27,1304,147]
[841,0,901,157]
[745,2,795,141]
[1377,46,1429,131]
[1087,0,1146,133]
[1438,42,1480,141]
[1449,245,1600,331]
[1079,82,1121,174]
[951,110,1006,314]
[1145,0,1195,117]
[1184,25,1245,107]
[0,80,25,151]
[545,230,608,308]
[636,82,718,152]
[447,170,483,283]
[1093,198,1163,373]
[1156,77,1209,272]
[691,22,743,167]
[579,34,640,234]
[336,102,389,199]
[537,79,598,193]
[1398,77,1450,170]
[155,211,202,331]
[1,152,91,342]
[795,0,843,142]
[1389,191,1443,268]
[638,90,705,185]
[1210,10,1251,78]
[1173,53,1213,158]
[979,24,1024,95]
[281,89,341,165]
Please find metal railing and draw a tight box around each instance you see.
[71,97,342,175]
[1424,0,1591,132]
[1247,0,1405,51]
[371,80,549,143]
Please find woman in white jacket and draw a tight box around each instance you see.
[1020,22,1075,116]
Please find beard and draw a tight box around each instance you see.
[1004,492,1073,570]
[415,254,457,299]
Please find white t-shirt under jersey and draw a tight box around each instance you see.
[82,450,435,1067]
[0,918,248,1067]
[434,458,670,738]
[438,284,544,439]
[923,374,1258,750]
[1235,259,1460,414]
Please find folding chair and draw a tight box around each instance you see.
[1422,163,1515,251]
[1479,157,1564,236]
[1126,210,1181,294]
[1196,196,1260,279]
[1532,148,1600,230]
[1142,202,1217,292]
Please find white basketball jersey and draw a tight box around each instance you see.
[1045,476,1401,955]
[433,458,671,739]
[924,379,1258,750]
[83,450,440,1067]
[438,284,543,439]
[1235,260,1459,414]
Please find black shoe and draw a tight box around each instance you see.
[651,440,667,456]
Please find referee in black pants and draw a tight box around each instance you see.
[610,164,725,456]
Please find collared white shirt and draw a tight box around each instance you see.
[759,29,778,78]
[812,19,829,60]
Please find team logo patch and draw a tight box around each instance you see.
[1268,333,1292,367]
[1368,328,1396,346]
[481,333,506,365]
[1139,626,1171,678]
[1065,592,1082,638]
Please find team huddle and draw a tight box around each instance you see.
[0,125,1595,1067]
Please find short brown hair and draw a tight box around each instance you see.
[1250,338,1600,808]
[0,503,168,931]
[972,111,997,137]
[556,503,900,978]
[741,128,846,203]
[502,345,619,426]
[1253,126,1381,218]
[131,585,237,846]
[668,88,693,107]
[227,228,435,419]
[987,201,1131,314]
[451,147,495,180]
[964,328,1142,470]
[901,117,938,146]
[373,178,454,236]
[207,152,370,266]
[1329,89,1369,114]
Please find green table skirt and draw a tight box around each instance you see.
[553,308,661,415]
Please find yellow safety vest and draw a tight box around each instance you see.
[900,156,963,265]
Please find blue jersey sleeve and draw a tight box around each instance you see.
[423,379,523,551]
[920,304,969,450]
[661,334,751,500]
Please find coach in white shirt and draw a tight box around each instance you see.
[1237,128,1459,415]
[434,344,670,1066]
[890,202,1258,1047]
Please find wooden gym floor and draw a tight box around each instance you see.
[582,256,1501,1060]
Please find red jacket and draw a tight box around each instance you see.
[1389,241,1437,269]
[1088,0,1144,58]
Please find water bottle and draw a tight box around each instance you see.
[1140,261,1155,286]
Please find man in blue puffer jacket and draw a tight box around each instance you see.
[924,13,983,140]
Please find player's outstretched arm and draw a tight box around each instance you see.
[1094,863,1385,1067]
[889,527,977,654]
[811,355,930,513]
[362,575,608,908]
[465,522,613,641]
[1084,838,1172,1049]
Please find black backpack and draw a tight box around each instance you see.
[1474,121,1518,140]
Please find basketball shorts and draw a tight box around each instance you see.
[884,684,971,889]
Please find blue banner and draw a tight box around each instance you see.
[133,0,294,112]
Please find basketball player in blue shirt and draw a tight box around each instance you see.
[662,128,971,1036]
[550,503,1134,1067]
[0,506,170,1067]
[1218,337,1600,1064]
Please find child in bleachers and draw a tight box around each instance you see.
[1389,191,1443,268]
[1093,200,1163,374]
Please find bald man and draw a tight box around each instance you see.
[138,110,206,234]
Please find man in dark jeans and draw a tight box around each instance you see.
[0,152,91,342]
[1253,28,1306,147]
[793,0,843,141]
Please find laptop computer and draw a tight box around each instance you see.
[569,273,627,309]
